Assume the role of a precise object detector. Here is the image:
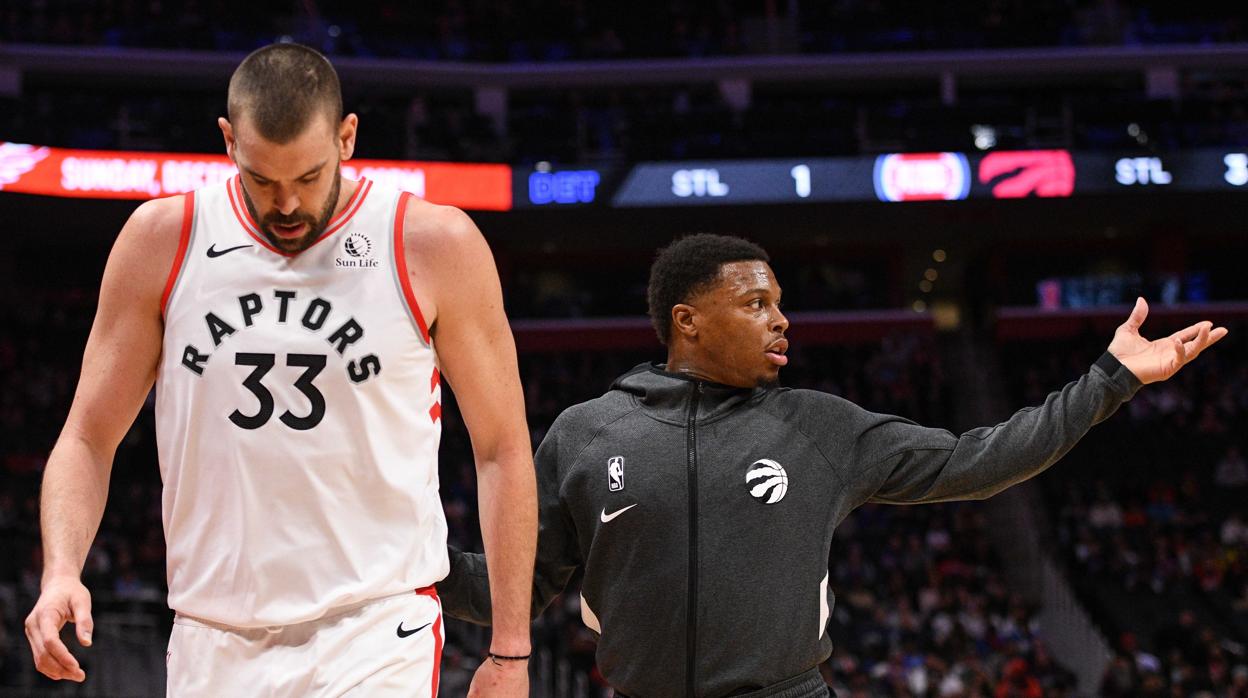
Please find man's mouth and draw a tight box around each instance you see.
[270,222,309,239]
[765,338,789,367]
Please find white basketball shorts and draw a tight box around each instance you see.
[166,587,443,697]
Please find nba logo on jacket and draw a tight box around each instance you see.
[607,456,624,491]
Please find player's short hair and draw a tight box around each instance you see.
[647,234,770,345]
[227,43,343,144]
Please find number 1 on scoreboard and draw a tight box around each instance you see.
[791,164,811,198]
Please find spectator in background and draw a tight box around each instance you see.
[1215,445,1248,490]
[994,657,1042,698]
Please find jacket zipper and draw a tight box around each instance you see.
[685,381,702,697]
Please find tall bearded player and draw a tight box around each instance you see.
[24,43,535,697]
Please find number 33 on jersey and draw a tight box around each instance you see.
[154,177,448,628]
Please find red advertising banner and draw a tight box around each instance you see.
[0,142,512,211]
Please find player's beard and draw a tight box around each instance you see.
[241,164,342,253]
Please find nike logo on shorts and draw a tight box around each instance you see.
[600,504,638,523]
[207,243,253,258]
[396,621,432,639]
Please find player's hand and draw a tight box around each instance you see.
[24,575,93,682]
[1108,297,1228,384]
[466,656,529,697]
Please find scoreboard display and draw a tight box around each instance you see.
[578,149,1247,208]
[3,141,1245,211]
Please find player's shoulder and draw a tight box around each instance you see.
[112,194,190,270]
[761,387,863,425]
[125,194,188,241]
[399,196,482,258]
[546,390,637,446]
[95,195,190,306]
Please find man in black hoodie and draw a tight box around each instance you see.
[439,234,1227,697]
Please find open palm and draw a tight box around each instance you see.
[1108,298,1228,384]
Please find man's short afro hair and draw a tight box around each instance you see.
[647,233,770,345]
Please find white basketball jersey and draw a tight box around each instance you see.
[155,176,447,627]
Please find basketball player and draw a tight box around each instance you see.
[438,234,1227,697]
[24,44,535,696]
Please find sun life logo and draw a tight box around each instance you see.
[336,233,379,269]
[344,233,372,258]
[746,459,788,504]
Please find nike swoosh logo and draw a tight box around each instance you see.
[396,621,431,639]
[206,243,253,258]
[600,504,638,523]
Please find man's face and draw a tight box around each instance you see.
[684,260,789,388]
[224,113,344,253]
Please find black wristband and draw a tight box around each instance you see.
[488,652,531,665]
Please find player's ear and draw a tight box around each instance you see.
[218,117,235,157]
[338,113,358,162]
[672,304,698,339]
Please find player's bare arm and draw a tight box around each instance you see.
[25,195,183,682]
[1108,297,1228,384]
[403,199,537,696]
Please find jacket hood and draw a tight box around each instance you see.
[609,362,770,425]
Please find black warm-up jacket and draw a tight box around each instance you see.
[437,354,1142,697]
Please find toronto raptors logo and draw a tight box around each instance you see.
[746,459,788,504]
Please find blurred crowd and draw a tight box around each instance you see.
[3,1,1244,59]
[828,503,1076,697]
[1002,322,1248,697]
[4,77,1247,164]
[3,3,1248,163]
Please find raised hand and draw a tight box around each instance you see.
[1108,297,1228,384]
[25,575,93,682]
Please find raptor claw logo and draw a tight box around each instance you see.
[746,458,788,504]
[978,150,1076,199]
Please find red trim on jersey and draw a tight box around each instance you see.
[392,192,432,343]
[226,175,283,255]
[226,174,259,237]
[319,178,370,239]
[429,402,442,423]
[430,367,440,393]
[160,192,195,319]
[415,586,443,698]
[226,175,372,258]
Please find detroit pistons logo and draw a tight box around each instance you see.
[746,459,788,504]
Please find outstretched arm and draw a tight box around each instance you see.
[846,299,1227,506]
[25,196,181,682]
